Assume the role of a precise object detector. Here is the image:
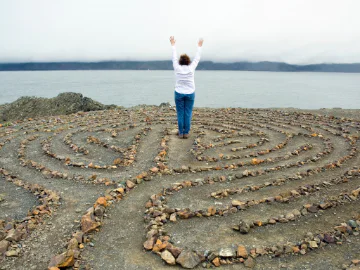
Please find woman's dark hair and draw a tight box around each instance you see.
[179,54,191,65]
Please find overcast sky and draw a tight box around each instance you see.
[1,0,359,64]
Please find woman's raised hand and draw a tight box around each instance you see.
[170,36,176,46]
[198,38,204,47]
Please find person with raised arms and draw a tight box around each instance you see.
[170,36,204,139]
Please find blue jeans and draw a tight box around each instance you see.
[174,91,195,135]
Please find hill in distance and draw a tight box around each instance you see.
[1,61,360,72]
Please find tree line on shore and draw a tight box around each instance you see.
[1,61,360,72]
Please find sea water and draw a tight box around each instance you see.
[0,70,359,109]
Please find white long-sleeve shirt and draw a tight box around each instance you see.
[172,45,202,94]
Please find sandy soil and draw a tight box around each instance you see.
[0,106,359,270]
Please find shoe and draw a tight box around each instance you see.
[178,134,184,139]
[183,134,189,139]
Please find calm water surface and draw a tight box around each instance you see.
[0,70,359,109]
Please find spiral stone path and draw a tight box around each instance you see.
[0,106,359,270]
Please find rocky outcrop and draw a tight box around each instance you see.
[0,92,117,121]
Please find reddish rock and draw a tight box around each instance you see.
[237,245,248,258]
[152,239,167,252]
[95,197,108,207]
[81,209,101,233]
[212,257,220,267]
[167,246,182,258]
[208,206,216,216]
[48,250,75,268]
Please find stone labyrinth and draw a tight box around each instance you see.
[0,106,359,270]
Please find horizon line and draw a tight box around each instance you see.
[1,60,360,66]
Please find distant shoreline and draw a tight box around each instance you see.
[1,92,359,122]
[1,61,360,73]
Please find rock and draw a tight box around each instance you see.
[319,202,331,209]
[255,247,267,255]
[239,221,251,234]
[348,220,358,228]
[176,250,201,269]
[170,213,177,222]
[167,246,182,258]
[208,206,216,216]
[244,257,255,268]
[95,197,108,207]
[161,250,176,265]
[81,209,101,233]
[126,180,135,189]
[1,92,113,121]
[237,245,248,258]
[323,234,335,243]
[0,230,6,241]
[67,238,79,250]
[219,247,235,257]
[292,209,301,217]
[232,200,245,207]
[352,188,360,197]
[290,190,300,196]
[212,257,221,267]
[5,249,19,257]
[285,213,295,221]
[0,240,10,254]
[152,239,167,252]
[143,237,156,250]
[150,167,159,173]
[301,208,308,215]
[5,228,23,242]
[94,205,105,217]
[72,231,84,243]
[309,241,318,248]
[307,205,318,213]
[159,102,171,107]
[49,250,75,268]
[284,244,293,254]
[268,218,276,224]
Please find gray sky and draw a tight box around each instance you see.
[1,0,359,64]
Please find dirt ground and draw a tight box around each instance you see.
[0,106,359,270]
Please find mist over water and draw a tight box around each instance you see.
[1,1,360,64]
[0,70,359,109]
